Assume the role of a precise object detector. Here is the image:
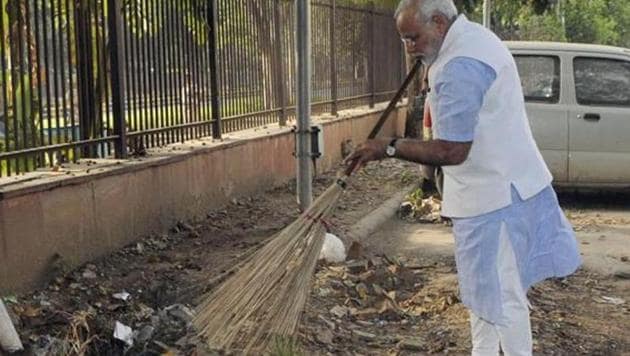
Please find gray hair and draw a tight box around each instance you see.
[394,0,458,23]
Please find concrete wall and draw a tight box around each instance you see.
[0,104,407,293]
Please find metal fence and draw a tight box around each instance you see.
[0,0,404,176]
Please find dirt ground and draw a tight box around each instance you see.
[4,160,630,355]
[306,189,630,355]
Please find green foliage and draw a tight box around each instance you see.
[405,187,424,208]
[461,0,630,48]
[518,6,566,42]
[563,0,623,46]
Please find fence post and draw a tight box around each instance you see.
[273,0,286,126]
[368,2,375,108]
[107,0,127,158]
[329,0,337,116]
[208,0,222,139]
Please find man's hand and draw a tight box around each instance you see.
[343,138,390,175]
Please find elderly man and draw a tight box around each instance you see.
[344,0,581,355]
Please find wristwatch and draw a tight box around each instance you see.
[385,138,399,157]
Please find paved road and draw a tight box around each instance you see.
[366,191,630,278]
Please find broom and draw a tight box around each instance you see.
[193,59,423,353]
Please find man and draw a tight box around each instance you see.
[344,0,581,355]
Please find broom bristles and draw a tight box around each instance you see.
[193,179,346,353]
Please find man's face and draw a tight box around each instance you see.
[396,8,443,65]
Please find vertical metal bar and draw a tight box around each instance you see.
[329,0,337,116]
[165,2,179,142]
[75,0,89,156]
[149,0,159,145]
[40,0,54,165]
[296,0,312,210]
[50,0,62,165]
[122,0,133,136]
[208,0,221,138]
[368,3,375,108]
[157,1,173,144]
[55,0,66,153]
[9,3,20,173]
[0,3,10,174]
[244,2,253,129]
[149,0,163,144]
[25,0,40,166]
[94,0,105,156]
[139,0,150,147]
[194,1,208,137]
[144,0,155,147]
[56,0,69,163]
[101,0,112,156]
[181,0,193,138]
[65,0,78,160]
[243,2,253,129]
[190,1,203,137]
[131,1,141,142]
[197,0,209,136]
[273,0,286,126]
[171,3,184,142]
[168,2,184,142]
[17,0,29,169]
[239,0,248,128]
[231,0,242,126]
[108,0,127,158]
[232,0,241,132]
[266,0,275,126]
[188,0,199,138]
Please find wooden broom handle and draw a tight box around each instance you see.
[367,59,423,139]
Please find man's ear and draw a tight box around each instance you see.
[432,14,449,34]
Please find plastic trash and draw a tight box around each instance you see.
[0,300,23,353]
[319,233,346,263]
[113,321,134,347]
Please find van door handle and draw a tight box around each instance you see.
[582,113,601,121]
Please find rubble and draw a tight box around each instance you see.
[4,161,629,355]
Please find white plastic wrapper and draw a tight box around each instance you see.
[0,300,23,353]
[113,321,134,347]
[319,233,346,263]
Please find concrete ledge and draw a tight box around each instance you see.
[0,102,407,293]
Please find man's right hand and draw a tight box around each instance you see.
[343,138,390,176]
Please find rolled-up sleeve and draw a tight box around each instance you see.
[433,57,497,142]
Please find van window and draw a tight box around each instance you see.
[514,55,560,103]
[574,57,630,107]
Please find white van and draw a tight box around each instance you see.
[507,41,630,188]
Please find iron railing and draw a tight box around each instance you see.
[0,0,404,176]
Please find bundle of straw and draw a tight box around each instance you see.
[193,178,346,353]
[193,60,422,354]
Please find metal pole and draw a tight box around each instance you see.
[208,0,222,139]
[296,0,312,210]
[482,0,491,29]
[273,0,287,126]
[108,0,127,158]
[329,0,337,116]
[368,2,375,108]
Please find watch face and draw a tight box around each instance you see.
[386,145,395,156]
